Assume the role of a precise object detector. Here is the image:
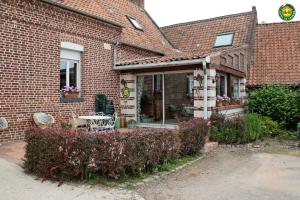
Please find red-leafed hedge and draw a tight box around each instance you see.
[24,118,209,180]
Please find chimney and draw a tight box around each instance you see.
[130,0,144,8]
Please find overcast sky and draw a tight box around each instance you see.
[146,0,300,27]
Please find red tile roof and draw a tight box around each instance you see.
[45,0,175,54]
[161,10,255,54]
[249,21,300,85]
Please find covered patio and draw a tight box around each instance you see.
[115,50,247,126]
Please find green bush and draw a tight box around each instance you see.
[243,114,262,143]
[210,114,245,144]
[248,85,299,129]
[260,116,283,137]
[210,113,263,144]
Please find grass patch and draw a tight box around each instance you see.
[85,154,201,189]
[276,131,299,142]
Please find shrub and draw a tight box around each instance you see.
[210,113,263,144]
[260,116,283,137]
[210,114,245,144]
[243,114,262,143]
[178,118,209,155]
[24,128,179,180]
[248,85,299,129]
[24,118,209,181]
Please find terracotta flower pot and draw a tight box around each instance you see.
[64,92,80,98]
[216,101,223,107]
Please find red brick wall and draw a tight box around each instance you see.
[0,0,124,142]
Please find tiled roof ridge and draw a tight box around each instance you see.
[161,11,253,29]
[258,20,300,26]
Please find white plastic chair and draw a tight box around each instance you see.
[0,117,8,130]
[70,112,88,131]
[103,113,118,130]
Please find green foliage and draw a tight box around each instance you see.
[248,85,299,129]
[243,114,262,143]
[24,118,209,182]
[210,114,245,144]
[276,131,299,141]
[260,116,283,137]
[210,113,263,144]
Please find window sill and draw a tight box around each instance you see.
[60,97,84,103]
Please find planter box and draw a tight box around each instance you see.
[64,92,80,98]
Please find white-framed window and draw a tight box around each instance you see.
[214,32,234,47]
[127,16,143,31]
[231,77,240,98]
[60,59,80,90]
[60,42,83,91]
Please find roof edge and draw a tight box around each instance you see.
[114,57,206,70]
[40,0,123,28]
[116,41,165,56]
[162,10,253,29]
[258,20,300,26]
[143,10,177,49]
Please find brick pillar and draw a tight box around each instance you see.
[120,73,136,121]
[207,69,216,118]
[194,68,204,118]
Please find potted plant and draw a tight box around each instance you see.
[61,86,80,98]
[127,119,137,129]
[216,96,224,107]
[222,95,230,106]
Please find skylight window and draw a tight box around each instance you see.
[127,16,143,31]
[214,33,234,47]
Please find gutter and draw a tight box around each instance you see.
[40,0,123,29]
[113,57,206,70]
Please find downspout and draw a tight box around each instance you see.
[113,41,120,67]
[203,57,210,120]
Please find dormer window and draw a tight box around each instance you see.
[214,32,234,47]
[127,16,143,31]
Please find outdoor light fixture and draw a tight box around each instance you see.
[196,74,204,87]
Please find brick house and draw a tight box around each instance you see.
[248,21,300,87]
[1,0,287,143]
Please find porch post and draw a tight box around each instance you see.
[194,68,204,118]
[207,69,216,118]
[240,78,247,103]
[120,73,137,121]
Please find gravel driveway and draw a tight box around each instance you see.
[137,148,300,200]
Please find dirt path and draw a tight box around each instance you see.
[137,148,300,200]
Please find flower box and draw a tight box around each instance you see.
[64,92,80,98]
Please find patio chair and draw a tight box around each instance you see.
[70,112,88,131]
[0,117,8,130]
[33,112,55,128]
[103,113,118,130]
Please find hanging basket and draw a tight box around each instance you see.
[0,117,8,130]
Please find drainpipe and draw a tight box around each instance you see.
[203,57,210,120]
[113,41,120,68]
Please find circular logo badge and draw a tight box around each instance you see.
[279,4,296,21]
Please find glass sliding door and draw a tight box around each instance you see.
[137,72,194,125]
[137,75,163,124]
[164,73,194,124]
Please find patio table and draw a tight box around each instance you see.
[78,116,112,130]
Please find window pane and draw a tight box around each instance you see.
[69,61,78,87]
[214,33,234,47]
[60,60,67,89]
[231,77,240,98]
[137,75,163,124]
[128,16,143,30]
[216,73,226,96]
[165,73,194,123]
